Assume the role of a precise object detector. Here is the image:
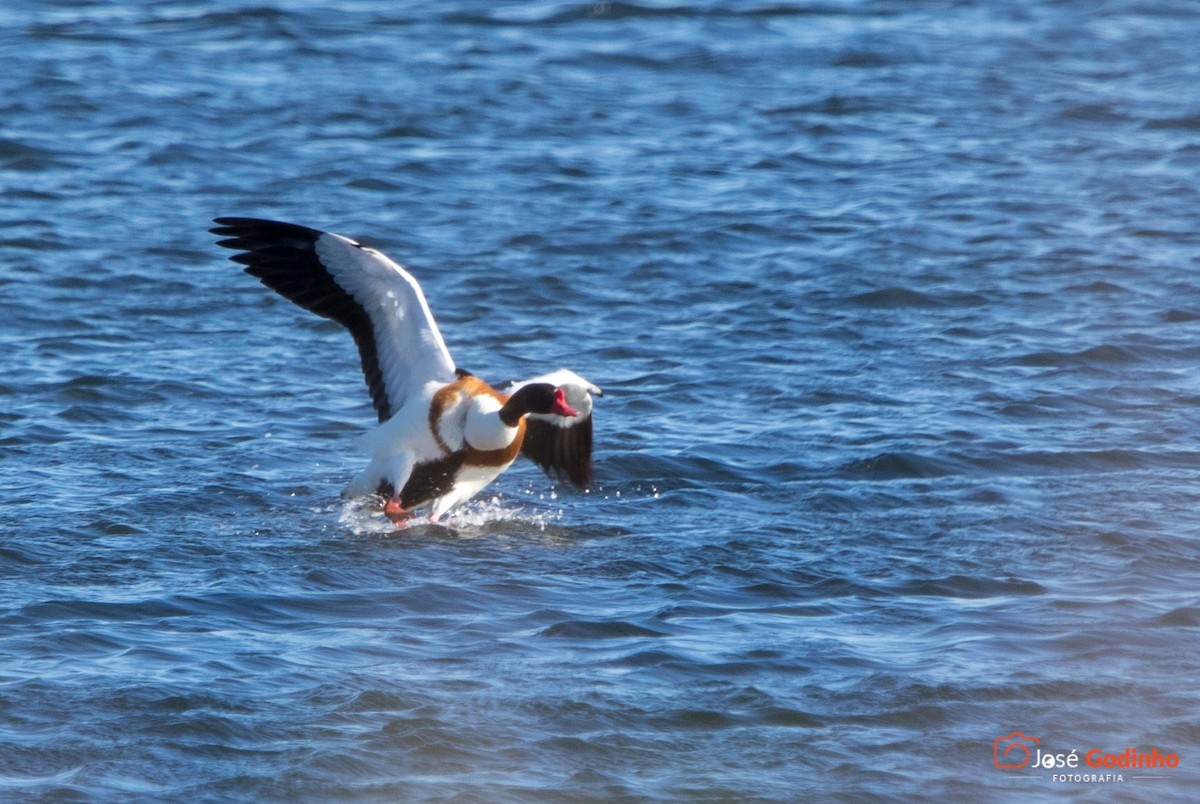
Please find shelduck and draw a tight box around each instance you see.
[210,217,601,524]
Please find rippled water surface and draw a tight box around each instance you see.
[4,1,1200,800]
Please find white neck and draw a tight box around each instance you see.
[464,395,519,451]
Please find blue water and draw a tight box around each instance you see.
[4,1,1200,800]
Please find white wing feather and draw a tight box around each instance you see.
[314,233,457,417]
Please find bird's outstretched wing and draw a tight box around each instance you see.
[212,217,456,422]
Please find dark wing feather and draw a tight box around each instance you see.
[211,217,456,422]
[521,414,593,488]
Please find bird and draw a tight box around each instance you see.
[210,217,601,525]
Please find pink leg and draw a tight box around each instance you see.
[383,497,410,526]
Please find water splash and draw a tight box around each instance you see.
[336,494,564,536]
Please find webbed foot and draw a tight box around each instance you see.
[383,497,410,526]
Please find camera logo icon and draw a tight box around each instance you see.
[994,732,1040,769]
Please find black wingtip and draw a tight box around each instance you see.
[207,215,396,423]
[209,217,326,242]
[210,216,259,235]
